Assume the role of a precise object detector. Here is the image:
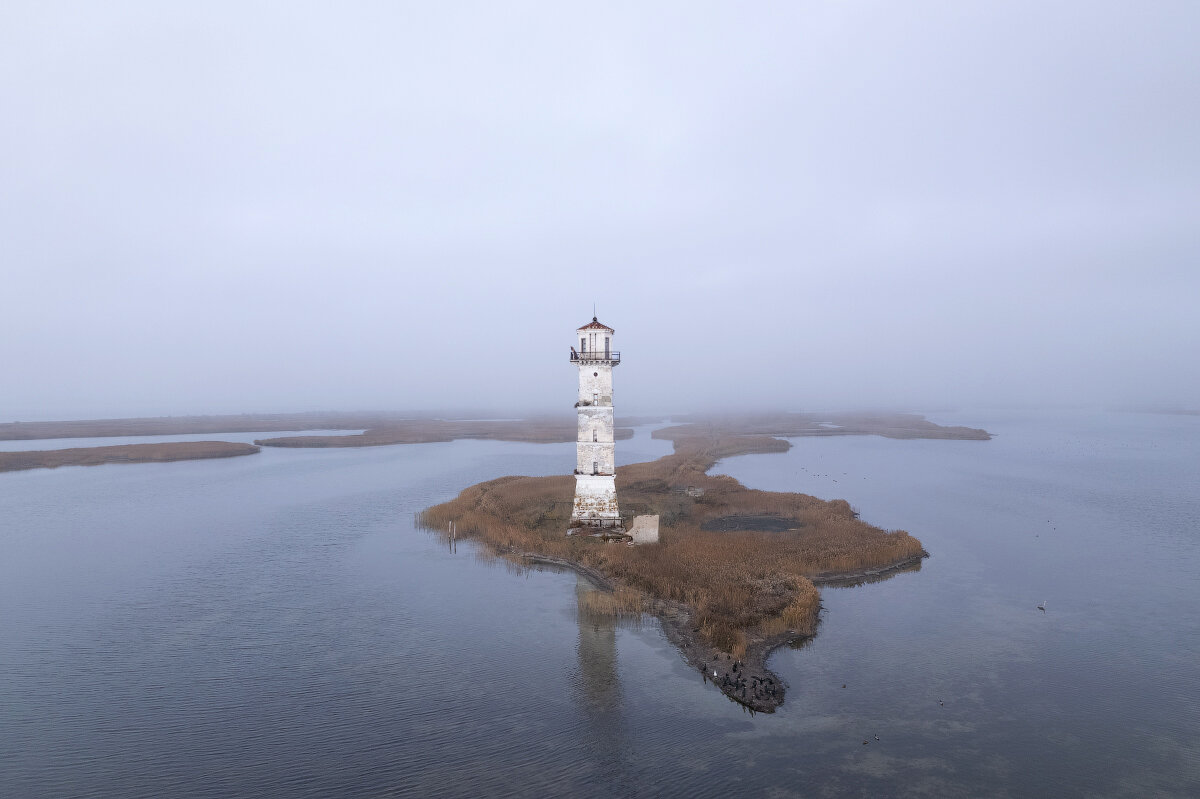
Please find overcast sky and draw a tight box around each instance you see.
[2,1,1197,420]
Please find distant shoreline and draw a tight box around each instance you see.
[0,441,259,473]
[0,410,989,474]
[0,410,990,444]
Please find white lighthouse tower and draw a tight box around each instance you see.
[569,316,621,529]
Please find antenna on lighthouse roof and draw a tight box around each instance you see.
[593,301,596,320]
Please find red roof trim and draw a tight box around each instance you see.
[577,317,614,332]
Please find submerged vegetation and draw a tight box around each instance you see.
[419,424,934,709]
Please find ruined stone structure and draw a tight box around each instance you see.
[628,514,660,544]
[570,317,621,528]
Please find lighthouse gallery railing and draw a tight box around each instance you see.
[569,350,620,363]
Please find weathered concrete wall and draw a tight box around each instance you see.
[572,474,620,523]
[577,365,614,405]
[576,404,615,474]
[576,441,615,475]
[576,407,614,443]
[629,514,659,544]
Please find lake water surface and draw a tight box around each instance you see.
[1,412,1197,797]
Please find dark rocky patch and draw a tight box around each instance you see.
[701,514,803,532]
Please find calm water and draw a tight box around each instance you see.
[1,413,1198,798]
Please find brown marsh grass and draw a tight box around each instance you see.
[0,412,635,448]
[420,428,926,659]
[0,441,261,472]
[256,417,634,448]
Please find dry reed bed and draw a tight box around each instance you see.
[0,413,642,446]
[0,441,260,472]
[659,411,991,440]
[257,418,634,448]
[420,430,925,659]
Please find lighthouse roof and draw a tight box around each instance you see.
[578,317,614,332]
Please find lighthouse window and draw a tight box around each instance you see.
[580,337,586,352]
[593,461,598,474]
[593,372,598,377]
[593,429,598,442]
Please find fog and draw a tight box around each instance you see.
[2,2,1197,420]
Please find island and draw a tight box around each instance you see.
[419,413,990,712]
[0,441,260,473]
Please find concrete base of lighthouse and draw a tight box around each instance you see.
[570,474,621,529]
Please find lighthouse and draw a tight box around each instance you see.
[569,316,621,529]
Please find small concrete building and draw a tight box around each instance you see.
[570,317,621,528]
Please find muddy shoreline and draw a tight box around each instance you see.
[810,551,929,588]
[517,547,926,713]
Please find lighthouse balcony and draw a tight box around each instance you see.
[569,349,620,364]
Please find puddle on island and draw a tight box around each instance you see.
[2,415,1199,798]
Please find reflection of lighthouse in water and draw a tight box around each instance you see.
[573,574,620,712]
[571,574,636,792]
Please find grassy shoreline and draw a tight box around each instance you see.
[0,410,989,444]
[0,441,260,472]
[254,418,635,448]
[0,414,635,472]
[417,418,977,712]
